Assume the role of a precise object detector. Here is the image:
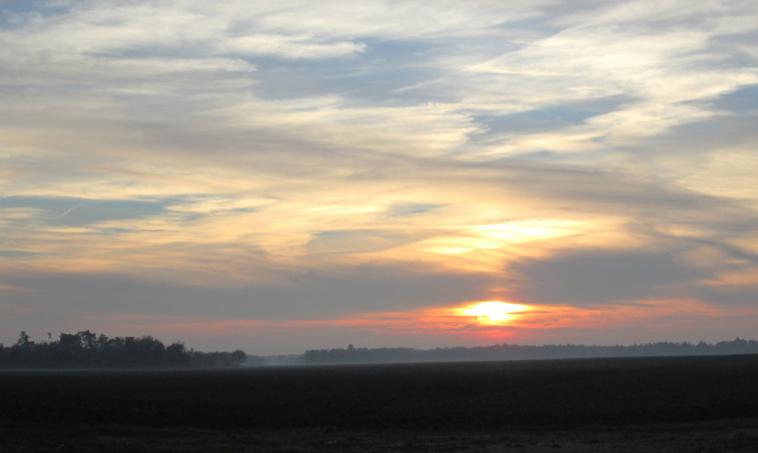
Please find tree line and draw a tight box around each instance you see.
[0,331,252,369]
[303,339,758,364]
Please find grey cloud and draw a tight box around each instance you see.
[504,222,758,308]
[0,264,495,319]
[506,248,710,305]
[628,111,758,160]
[696,285,758,307]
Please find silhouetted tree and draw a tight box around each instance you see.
[16,331,32,348]
[0,331,248,369]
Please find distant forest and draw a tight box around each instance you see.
[0,331,254,369]
[5,331,757,368]
[303,339,758,365]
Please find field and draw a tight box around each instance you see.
[2,355,758,452]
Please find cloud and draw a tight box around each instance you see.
[226,34,365,59]
[507,248,709,305]
[0,263,495,323]
[0,196,168,227]
[1,0,757,349]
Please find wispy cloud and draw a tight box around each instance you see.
[1,0,757,350]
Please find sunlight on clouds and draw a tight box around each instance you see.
[213,97,479,157]
[455,301,531,326]
[82,299,758,352]
[399,218,624,274]
[459,6,758,156]
[675,148,758,205]
[473,220,586,244]
[105,58,257,77]
[243,1,541,39]
[1,0,757,349]
[226,34,365,59]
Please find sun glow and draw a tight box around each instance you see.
[455,301,532,326]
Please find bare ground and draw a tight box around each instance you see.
[2,418,758,453]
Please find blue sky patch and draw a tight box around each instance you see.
[0,196,168,227]
[386,203,441,217]
[713,84,758,113]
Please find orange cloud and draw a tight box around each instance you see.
[85,298,755,347]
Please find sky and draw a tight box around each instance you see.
[1,0,757,354]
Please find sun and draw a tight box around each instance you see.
[456,301,531,326]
